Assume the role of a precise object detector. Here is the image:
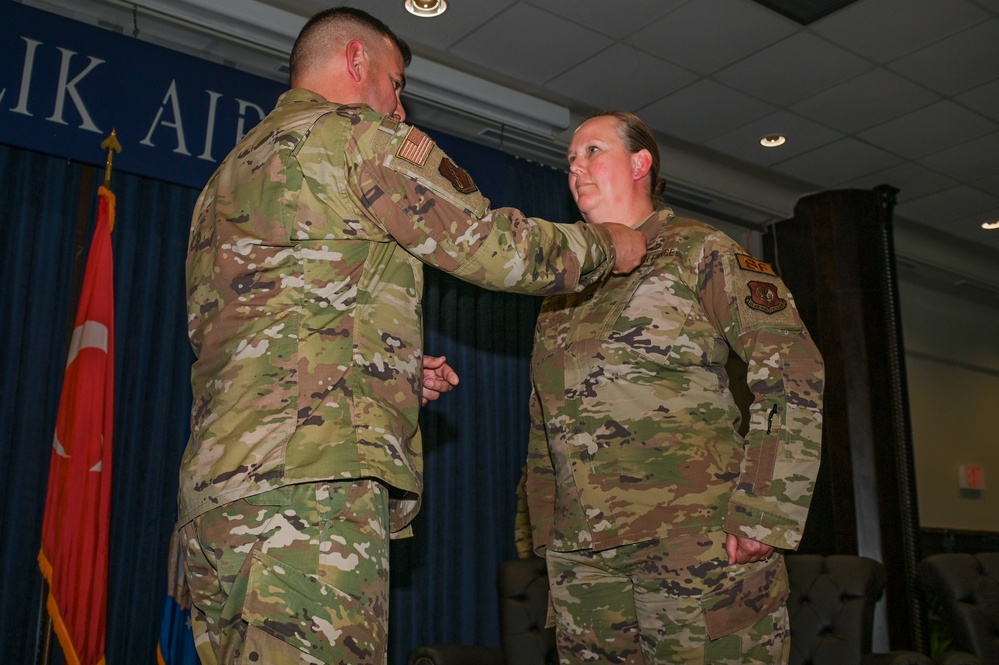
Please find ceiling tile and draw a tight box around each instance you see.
[917,131,999,183]
[791,69,939,134]
[839,162,957,203]
[705,110,843,167]
[810,0,987,63]
[975,172,999,199]
[858,101,996,159]
[896,185,999,225]
[714,31,873,106]
[546,44,698,111]
[749,0,859,25]
[338,0,518,50]
[638,79,776,143]
[889,20,999,96]
[770,138,904,187]
[957,80,999,123]
[449,4,612,85]
[536,0,683,39]
[628,0,797,75]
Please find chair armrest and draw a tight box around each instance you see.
[863,651,934,665]
[407,644,505,665]
[934,651,982,665]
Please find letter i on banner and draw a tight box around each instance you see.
[37,131,120,665]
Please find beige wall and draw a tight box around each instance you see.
[899,278,999,532]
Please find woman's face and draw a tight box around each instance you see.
[567,116,637,224]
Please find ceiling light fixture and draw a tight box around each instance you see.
[760,134,787,148]
[982,220,999,230]
[406,0,447,18]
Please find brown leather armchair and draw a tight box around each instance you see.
[919,552,999,665]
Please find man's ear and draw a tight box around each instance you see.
[632,149,653,181]
[346,40,366,82]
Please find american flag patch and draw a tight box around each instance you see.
[397,127,434,166]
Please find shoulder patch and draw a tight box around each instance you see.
[438,157,478,194]
[378,116,400,134]
[397,126,434,166]
[745,280,788,315]
[736,254,777,276]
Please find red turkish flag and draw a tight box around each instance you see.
[38,185,115,665]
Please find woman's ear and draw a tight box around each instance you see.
[631,149,653,181]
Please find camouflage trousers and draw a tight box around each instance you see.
[545,530,789,665]
[180,479,391,665]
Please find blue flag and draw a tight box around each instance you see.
[156,524,198,665]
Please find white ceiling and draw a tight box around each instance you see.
[25,0,999,264]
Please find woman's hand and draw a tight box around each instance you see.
[725,533,775,565]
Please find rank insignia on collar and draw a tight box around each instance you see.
[438,157,478,194]
[737,254,777,276]
[746,280,787,314]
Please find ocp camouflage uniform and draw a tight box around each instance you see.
[526,208,824,664]
[181,89,618,665]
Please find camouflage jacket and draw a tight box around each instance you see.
[181,89,616,534]
[526,209,823,553]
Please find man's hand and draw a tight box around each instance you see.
[602,222,648,274]
[421,355,459,406]
[725,533,775,565]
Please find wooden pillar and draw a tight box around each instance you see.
[763,187,925,652]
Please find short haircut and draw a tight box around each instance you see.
[289,7,412,84]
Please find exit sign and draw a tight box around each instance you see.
[958,465,986,490]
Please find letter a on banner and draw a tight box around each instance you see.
[38,134,118,665]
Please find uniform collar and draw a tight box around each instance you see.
[634,206,675,246]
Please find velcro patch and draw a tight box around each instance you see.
[438,157,478,194]
[378,116,400,134]
[397,127,434,166]
[737,254,777,276]
[745,280,787,314]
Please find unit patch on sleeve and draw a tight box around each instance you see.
[746,280,787,314]
[736,254,778,276]
[438,157,478,194]
[397,126,434,166]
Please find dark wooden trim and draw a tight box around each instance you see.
[920,528,999,557]
[764,188,925,652]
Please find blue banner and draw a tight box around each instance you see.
[1,0,285,189]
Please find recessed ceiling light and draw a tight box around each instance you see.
[405,0,447,18]
[982,220,999,230]
[760,134,786,148]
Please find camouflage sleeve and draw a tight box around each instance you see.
[524,382,554,555]
[513,467,534,559]
[350,115,615,294]
[701,238,824,551]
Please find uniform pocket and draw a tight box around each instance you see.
[242,548,386,663]
[700,555,789,640]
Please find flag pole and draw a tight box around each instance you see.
[38,578,55,664]
[101,129,121,189]
[100,130,121,233]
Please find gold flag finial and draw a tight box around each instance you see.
[100,130,122,188]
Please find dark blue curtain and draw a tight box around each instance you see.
[0,145,86,663]
[0,131,578,664]
[0,142,200,664]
